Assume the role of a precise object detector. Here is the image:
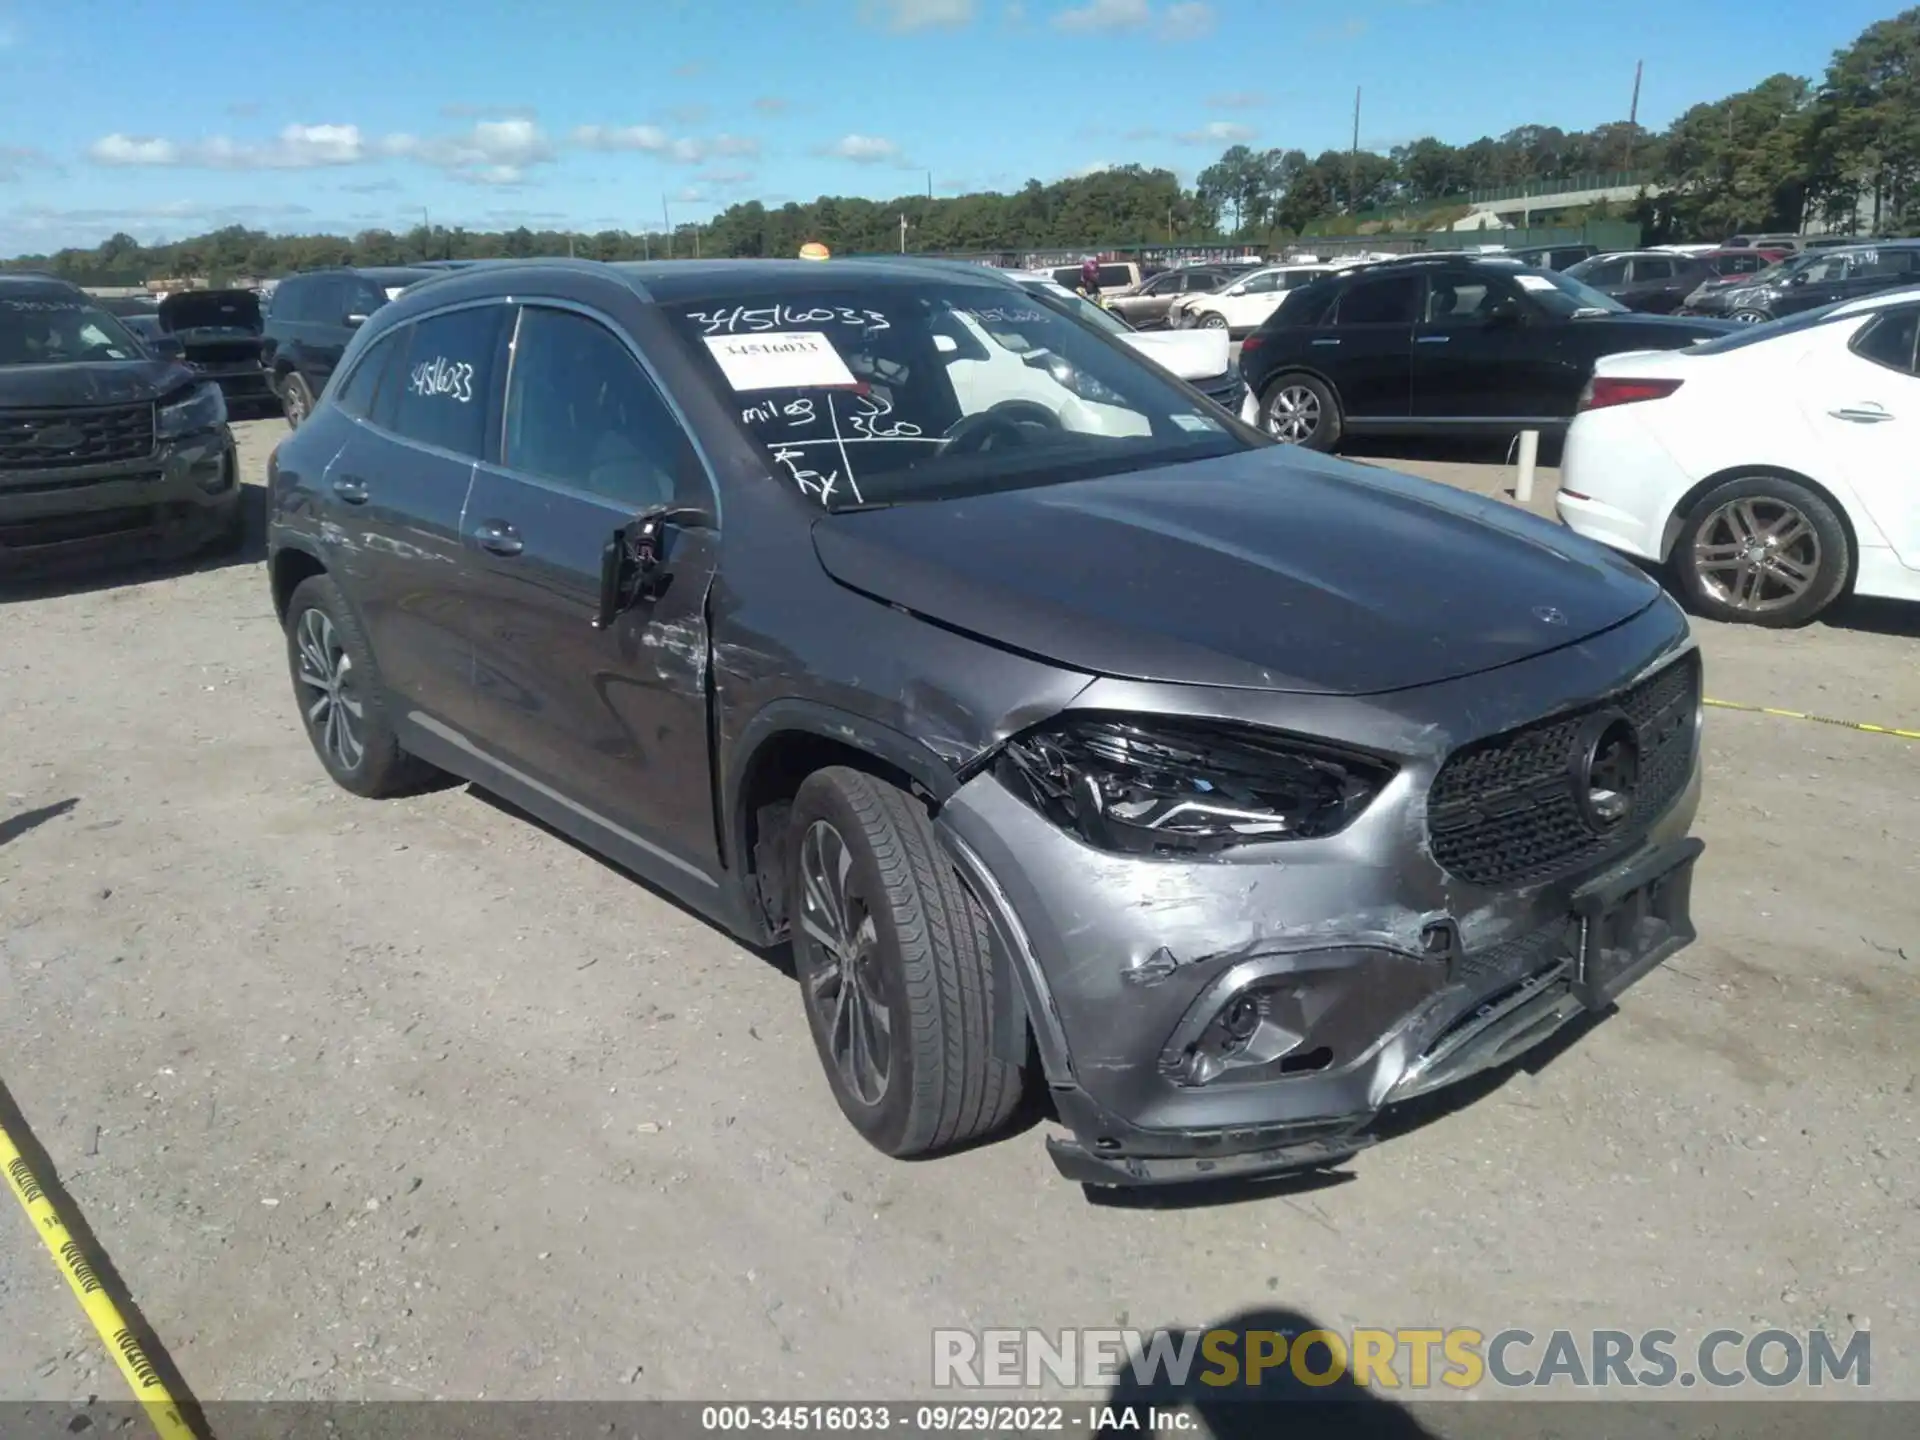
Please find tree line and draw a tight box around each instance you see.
[8,9,1915,287]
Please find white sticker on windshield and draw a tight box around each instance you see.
[1513,273,1556,292]
[703,330,857,391]
[1173,413,1223,433]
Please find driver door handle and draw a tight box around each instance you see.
[1830,404,1894,423]
[331,474,369,505]
[1417,334,1452,344]
[474,519,524,556]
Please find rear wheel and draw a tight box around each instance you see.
[283,574,441,796]
[281,371,315,429]
[787,767,1024,1158]
[1671,475,1851,627]
[1730,308,1771,326]
[1260,372,1341,451]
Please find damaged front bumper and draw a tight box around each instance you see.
[935,605,1705,1187]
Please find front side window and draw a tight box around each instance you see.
[1239,271,1282,295]
[1335,275,1421,326]
[1423,273,1522,324]
[0,292,143,365]
[1850,305,1920,375]
[502,306,688,509]
[1578,258,1629,287]
[666,280,1253,511]
[1630,257,1674,281]
[378,305,504,458]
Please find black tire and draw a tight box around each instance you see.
[1671,474,1851,628]
[1730,308,1771,326]
[787,767,1024,1158]
[283,574,441,797]
[1199,312,1228,330]
[1259,371,1342,451]
[281,370,315,429]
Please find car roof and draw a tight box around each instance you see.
[0,272,88,296]
[1830,282,1920,318]
[285,265,443,284]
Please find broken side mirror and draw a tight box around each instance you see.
[593,505,709,629]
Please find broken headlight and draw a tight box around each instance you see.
[995,714,1396,856]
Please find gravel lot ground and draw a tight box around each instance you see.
[3,418,1916,1416]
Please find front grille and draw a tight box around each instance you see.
[1427,650,1699,888]
[0,404,156,470]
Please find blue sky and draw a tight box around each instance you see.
[0,0,1894,255]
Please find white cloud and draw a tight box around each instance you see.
[1174,120,1255,145]
[1072,160,1113,176]
[381,118,554,182]
[865,0,975,31]
[1052,0,1148,33]
[1159,1,1214,39]
[823,134,903,163]
[570,125,756,164]
[87,124,369,170]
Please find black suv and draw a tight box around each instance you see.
[265,258,1706,1187]
[260,266,441,427]
[1239,255,1735,449]
[1,274,240,570]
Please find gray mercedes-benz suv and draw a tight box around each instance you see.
[265,258,1704,1187]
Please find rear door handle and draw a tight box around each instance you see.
[1417,335,1451,344]
[331,475,369,505]
[474,519,524,557]
[1311,338,1341,347]
[1830,404,1894,423]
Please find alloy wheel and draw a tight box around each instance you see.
[284,382,309,426]
[1731,309,1768,325]
[294,607,365,771]
[1691,496,1822,614]
[1266,384,1321,444]
[1201,313,1228,330]
[797,820,892,1106]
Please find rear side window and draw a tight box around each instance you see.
[1335,274,1420,326]
[333,330,401,417]
[1850,305,1920,375]
[1097,265,1134,289]
[501,306,689,509]
[1630,257,1674,281]
[376,305,505,458]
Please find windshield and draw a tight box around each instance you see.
[0,293,146,366]
[1508,267,1629,316]
[668,281,1256,510]
[1018,279,1133,335]
[1685,300,1867,356]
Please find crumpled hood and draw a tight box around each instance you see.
[158,289,262,335]
[0,358,198,407]
[1119,328,1232,381]
[810,447,1663,695]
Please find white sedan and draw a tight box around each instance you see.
[1167,264,1342,336]
[1558,287,1920,626]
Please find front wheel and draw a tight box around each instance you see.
[787,767,1024,1158]
[281,371,316,429]
[1199,312,1228,330]
[1260,372,1341,451]
[1730,308,1771,326]
[1671,475,1851,627]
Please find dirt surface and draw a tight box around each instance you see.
[3,418,1917,1411]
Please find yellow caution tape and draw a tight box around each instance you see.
[1705,697,1920,742]
[0,1119,199,1440]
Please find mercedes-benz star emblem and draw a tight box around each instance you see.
[1533,605,1567,626]
[1570,710,1641,832]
